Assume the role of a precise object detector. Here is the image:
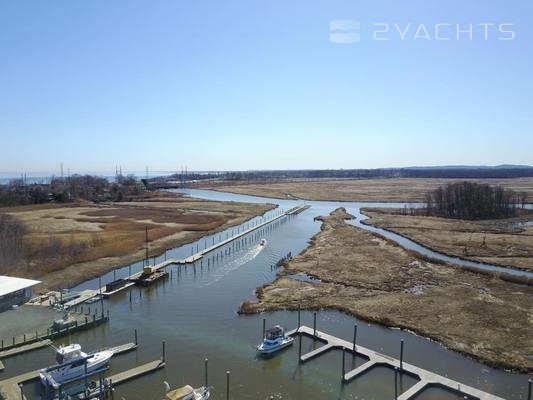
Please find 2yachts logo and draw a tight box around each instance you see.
[330,21,516,43]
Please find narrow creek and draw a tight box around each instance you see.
[1,189,529,400]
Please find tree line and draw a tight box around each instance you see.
[424,181,528,220]
[0,174,144,207]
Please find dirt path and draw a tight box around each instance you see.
[240,208,533,372]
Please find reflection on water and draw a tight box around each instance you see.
[1,189,529,400]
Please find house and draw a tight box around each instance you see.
[0,276,41,312]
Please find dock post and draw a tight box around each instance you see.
[313,312,317,339]
[394,367,398,400]
[353,324,357,353]
[341,347,346,383]
[226,371,230,400]
[134,329,138,346]
[400,339,404,371]
[262,318,266,340]
[18,383,23,400]
[528,379,532,400]
[113,269,116,280]
[128,264,132,278]
[297,305,301,328]
[298,334,302,363]
[204,358,208,387]
[162,341,166,363]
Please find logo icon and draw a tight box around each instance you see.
[330,20,361,43]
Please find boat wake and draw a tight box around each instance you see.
[197,244,265,288]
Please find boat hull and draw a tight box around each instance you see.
[257,337,294,354]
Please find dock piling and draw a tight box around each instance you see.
[400,339,404,370]
[226,371,230,400]
[297,305,301,328]
[394,367,398,400]
[298,334,302,362]
[528,379,532,400]
[162,341,166,363]
[341,347,346,383]
[204,358,208,387]
[134,329,138,346]
[353,324,357,353]
[313,312,317,339]
[262,318,266,340]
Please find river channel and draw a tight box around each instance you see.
[2,189,530,400]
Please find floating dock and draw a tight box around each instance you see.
[288,325,505,400]
[0,339,52,359]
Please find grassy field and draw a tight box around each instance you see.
[1,191,275,291]
[363,208,533,271]
[240,208,533,372]
[204,177,533,202]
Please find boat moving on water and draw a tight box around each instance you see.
[257,325,294,354]
[40,344,113,384]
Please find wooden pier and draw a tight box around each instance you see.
[0,339,52,360]
[288,325,506,400]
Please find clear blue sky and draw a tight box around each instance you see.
[0,0,531,175]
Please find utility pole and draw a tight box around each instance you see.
[145,226,149,266]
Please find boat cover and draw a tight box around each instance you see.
[166,385,194,400]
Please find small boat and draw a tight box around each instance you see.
[257,325,294,354]
[259,239,267,246]
[40,344,113,384]
[165,385,210,400]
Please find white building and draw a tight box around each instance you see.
[0,276,41,312]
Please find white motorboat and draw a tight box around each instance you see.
[259,239,267,246]
[165,385,210,400]
[40,344,113,384]
[257,325,294,354]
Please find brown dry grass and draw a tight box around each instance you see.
[363,208,533,271]
[2,191,275,291]
[204,177,533,202]
[240,208,533,372]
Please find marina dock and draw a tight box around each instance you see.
[0,340,52,359]
[0,340,143,400]
[288,325,505,400]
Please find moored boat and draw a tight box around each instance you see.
[165,385,210,400]
[40,344,113,384]
[257,325,294,354]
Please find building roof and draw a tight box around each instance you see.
[0,276,41,297]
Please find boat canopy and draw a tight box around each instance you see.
[266,325,284,339]
[166,385,194,400]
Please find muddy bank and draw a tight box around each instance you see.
[240,208,533,372]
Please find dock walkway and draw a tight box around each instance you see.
[287,325,505,400]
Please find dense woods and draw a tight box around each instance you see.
[424,181,527,220]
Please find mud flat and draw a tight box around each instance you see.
[204,177,533,202]
[363,208,533,272]
[240,208,533,372]
[2,191,275,291]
